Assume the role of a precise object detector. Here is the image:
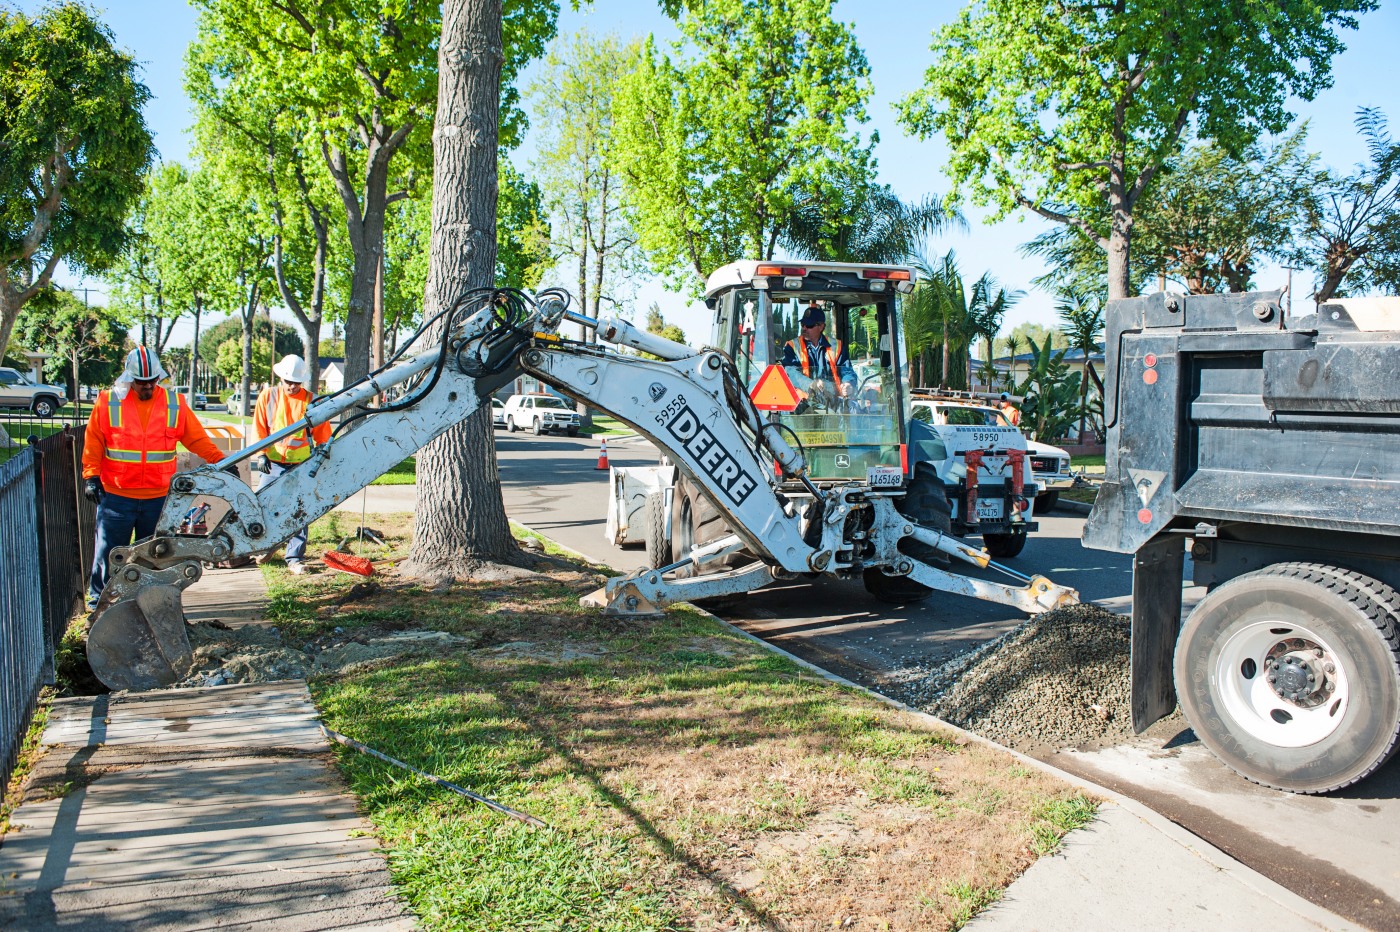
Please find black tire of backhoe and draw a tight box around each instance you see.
[1175,562,1400,793]
[896,466,954,566]
[670,476,751,607]
[645,491,671,568]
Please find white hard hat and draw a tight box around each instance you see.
[273,354,310,383]
[122,346,169,382]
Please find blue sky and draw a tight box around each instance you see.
[29,0,1400,347]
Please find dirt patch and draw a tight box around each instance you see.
[882,603,1135,753]
[176,621,476,687]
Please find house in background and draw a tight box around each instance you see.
[317,357,345,395]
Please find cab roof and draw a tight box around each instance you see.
[704,260,920,301]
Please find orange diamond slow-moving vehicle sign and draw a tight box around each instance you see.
[749,364,801,412]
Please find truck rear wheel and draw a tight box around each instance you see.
[1174,562,1400,793]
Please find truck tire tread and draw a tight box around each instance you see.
[1175,561,1400,793]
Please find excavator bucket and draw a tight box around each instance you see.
[87,585,194,691]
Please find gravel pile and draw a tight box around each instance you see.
[891,603,1135,752]
[173,621,472,688]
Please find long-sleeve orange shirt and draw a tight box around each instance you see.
[83,390,225,499]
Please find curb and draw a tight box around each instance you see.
[513,520,1354,932]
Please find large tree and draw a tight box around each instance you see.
[1286,108,1400,302]
[0,3,154,357]
[1026,131,1314,296]
[528,30,642,331]
[613,0,875,289]
[897,0,1373,300]
[406,0,520,579]
[189,0,556,384]
[11,287,128,411]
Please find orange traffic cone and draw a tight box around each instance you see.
[596,438,609,470]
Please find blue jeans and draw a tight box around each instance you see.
[90,492,167,604]
[267,460,308,562]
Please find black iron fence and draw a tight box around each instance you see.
[0,447,44,790]
[0,417,93,790]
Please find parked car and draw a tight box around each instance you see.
[222,389,248,414]
[501,393,581,436]
[175,386,209,411]
[0,367,67,417]
[491,397,506,428]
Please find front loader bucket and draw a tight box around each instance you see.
[88,585,194,691]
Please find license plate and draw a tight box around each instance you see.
[867,466,902,488]
[975,499,1003,521]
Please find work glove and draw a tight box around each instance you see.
[83,477,104,504]
[251,455,271,475]
[222,464,241,479]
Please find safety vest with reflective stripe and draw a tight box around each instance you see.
[265,385,315,463]
[787,338,843,382]
[99,388,183,492]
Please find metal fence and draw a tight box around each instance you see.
[0,417,94,791]
[0,447,44,790]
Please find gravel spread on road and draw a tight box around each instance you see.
[884,603,1135,753]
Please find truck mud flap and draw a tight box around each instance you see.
[1131,533,1185,732]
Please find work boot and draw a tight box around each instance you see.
[287,560,307,575]
[254,552,275,566]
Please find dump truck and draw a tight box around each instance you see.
[1084,289,1400,793]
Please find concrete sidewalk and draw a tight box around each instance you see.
[0,565,411,930]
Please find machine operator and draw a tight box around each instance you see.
[781,304,856,410]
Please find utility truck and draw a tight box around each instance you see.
[1084,289,1400,793]
[87,274,1074,693]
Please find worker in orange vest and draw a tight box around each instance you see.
[83,347,230,610]
[781,304,856,410]
[251,354,331,573]
[998,392,1023,428]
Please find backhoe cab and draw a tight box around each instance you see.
[611,260,1038,600]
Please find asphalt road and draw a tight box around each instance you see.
[496,429,1400,929]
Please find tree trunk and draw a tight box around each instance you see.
[371,250,385,370]
[1105,195,1133,301]
[405,0,521,580]
[187,297,202,411]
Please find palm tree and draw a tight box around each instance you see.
[1057,289,1106,441]
[902,250,987,390]
[781,181,967,265]
[1002,333,1024,389]
[967,274,1023,391]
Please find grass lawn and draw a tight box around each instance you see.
[579,414,633,437]
[371,456,416,485]
[261,512,1097,930]
[1073,453,1105,470]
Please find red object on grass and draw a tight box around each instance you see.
[323,551,375,577]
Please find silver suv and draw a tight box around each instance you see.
[0,367,68,417]
[502,393,581,436]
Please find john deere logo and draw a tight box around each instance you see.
[649,382,667,401]
[835,454,850,468]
